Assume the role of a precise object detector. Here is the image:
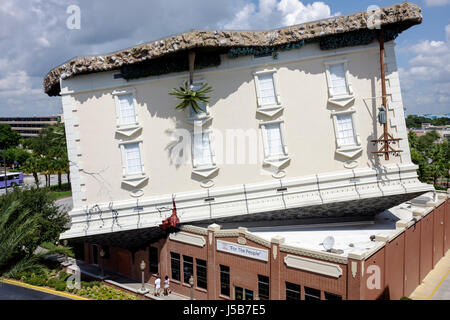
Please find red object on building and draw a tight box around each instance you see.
[159,197,180,231]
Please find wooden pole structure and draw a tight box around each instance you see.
[370,29,402,159]
[188,51,196,87]
[379,30,389,161]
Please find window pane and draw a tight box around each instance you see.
[183,255,194,284]
[305,286,321,300]
[220,265,230,296]
[170,252,180,281]
[329,64,348,96]
[149,247,158,274]
[336,114,356,146]
[124,143,142,174]
[286,282,300,300]
[118,94,136,125]
[193,132,213,166]
[258,275,270,300]
[324,292,342,300]
[196,259,207,290]
[257,74,276,106]
[264,123,284,157]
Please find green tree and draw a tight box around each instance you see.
[0,124,20,150]
[2,148,30,167]
[22,156,41,187]
[0,187,70,278]
[23,124,69,189]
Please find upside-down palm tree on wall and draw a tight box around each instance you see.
[169,51,213,114]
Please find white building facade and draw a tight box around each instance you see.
[44,2,432,242]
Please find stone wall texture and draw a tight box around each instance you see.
[43,1,422,96]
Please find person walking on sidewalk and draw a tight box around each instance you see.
[154,274,161,296]
[163,275,170,296]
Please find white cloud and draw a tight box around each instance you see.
[400,24,450,114]
[224,0,333,30]
[424,0,450,7]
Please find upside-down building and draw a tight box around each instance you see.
[44,2,450,300]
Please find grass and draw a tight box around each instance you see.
[48,190,72,201]
[10,262,143,300]
[46,182,72,200]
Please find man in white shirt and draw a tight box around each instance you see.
[154,274,161,296]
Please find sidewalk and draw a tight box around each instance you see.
[410,250,450,300]
[50,253,187,300]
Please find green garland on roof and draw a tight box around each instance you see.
[228,28,401,59]
[119,28,401,80]
[228,40,310,59]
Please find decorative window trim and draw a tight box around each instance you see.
[118,139,148,187]
[331,108,362,159]
[259,119,290,168]
[324,59,355,108]
[184,78,213,126]
[112,88,141,136]
[190,128,219,178]
[253,69,283,118]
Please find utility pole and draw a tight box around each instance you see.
[371,29,402,160]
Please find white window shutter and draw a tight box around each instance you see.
[329,64,348,96]
[335,114,356,146]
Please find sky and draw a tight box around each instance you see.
[0,0,449,117]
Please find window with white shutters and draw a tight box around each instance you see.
[192,132,213,167]
[118,94,137,125]
[328,63,348,96]
[261,122,287,159]
[124,143,143,175]
[335,113,356,146]
[257,73,277,106]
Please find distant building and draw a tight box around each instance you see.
[0,114,63,137]
[409,123,450,143]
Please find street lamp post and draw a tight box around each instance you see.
[189,275,194,300]
[138,260,148,294]
[99,249,105,278]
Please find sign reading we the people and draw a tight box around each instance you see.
[216,240,268,261]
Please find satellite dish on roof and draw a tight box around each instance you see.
[322,236,335,251]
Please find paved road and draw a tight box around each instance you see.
[431,270,450,300]
[56,196,73,212]
[0,173,68,195]
[0,282,71,300]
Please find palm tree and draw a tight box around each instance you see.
[22,156,41,187]
[169,81,213,113]
[0,188,70,279]
[0,200,43,278]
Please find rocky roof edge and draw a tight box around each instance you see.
[44,1,422,96]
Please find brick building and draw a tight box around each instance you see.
[81,192,449,300]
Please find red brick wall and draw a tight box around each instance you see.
[361,248,385,300]
[81,198,450,300]
[445,199,450,253]
[433,203,445,267]
[404,223,421,297]
[385,234,405,300]
[420,212,434,282]
[165,235,208,300]
[215,237,270,300]
[280,252,347,300]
